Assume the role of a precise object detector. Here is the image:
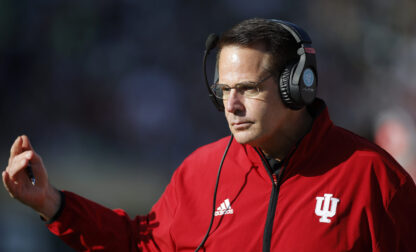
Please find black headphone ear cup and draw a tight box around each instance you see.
[279,66,293,107]
[279,64,303,110]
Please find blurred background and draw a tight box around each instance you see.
[1,0,415,251]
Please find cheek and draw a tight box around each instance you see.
[248,96,281,118]
[255,100,286,129]
[224,112,231,124]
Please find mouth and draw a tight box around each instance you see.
[231,121,253,130]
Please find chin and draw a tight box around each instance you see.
[232,131,261,147]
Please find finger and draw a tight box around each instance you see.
[2,171,17,198]
[20,135,42,167]
[21,135,34,152]
[2,171,8,190]
[8,151,33,179]
[10,136,23,160]
[2,171,11,194]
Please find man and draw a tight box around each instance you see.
[3,18,416,251]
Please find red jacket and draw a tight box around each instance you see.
[48,102,416,251]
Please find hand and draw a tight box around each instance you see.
[2,135,61,221]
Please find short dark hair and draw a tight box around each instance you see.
[218,18,299,77]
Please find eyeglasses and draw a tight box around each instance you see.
[211,74,273,100]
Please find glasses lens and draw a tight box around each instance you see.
[211,83,261,99]
[211,74,272,100]
[237,83,259,97]
[211,84,224,99]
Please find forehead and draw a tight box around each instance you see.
[218,44,271,82]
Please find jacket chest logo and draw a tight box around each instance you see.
[315,194,340,223]
[215,198,234,216]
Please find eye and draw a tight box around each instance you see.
[242,85,256,91]
[239,84,257,92]
[221,85,231,92]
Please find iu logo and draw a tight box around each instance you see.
[315,194,340,223]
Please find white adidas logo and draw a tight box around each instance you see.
[214,198,234,216]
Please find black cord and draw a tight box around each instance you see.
[194,135,234,252]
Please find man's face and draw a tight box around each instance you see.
[218,44,293,148]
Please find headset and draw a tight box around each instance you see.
[202,19,318,111]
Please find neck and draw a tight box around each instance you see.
[261,110,313,161]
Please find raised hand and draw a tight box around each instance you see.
[2,135,61,221]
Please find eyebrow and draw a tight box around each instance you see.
[218,73,272,85]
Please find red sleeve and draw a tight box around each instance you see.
[375,178,416,251]
[367,153,416,251]
[47,170,179,251]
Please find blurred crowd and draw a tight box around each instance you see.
[0,0,415,251]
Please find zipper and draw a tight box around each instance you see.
[254,148,285,252]
[262,168,283,252]
[254,129,306,251]
[272,174,278,185]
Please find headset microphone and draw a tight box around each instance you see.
[203,33,224,111]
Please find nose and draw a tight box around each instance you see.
[225,89,245,114]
